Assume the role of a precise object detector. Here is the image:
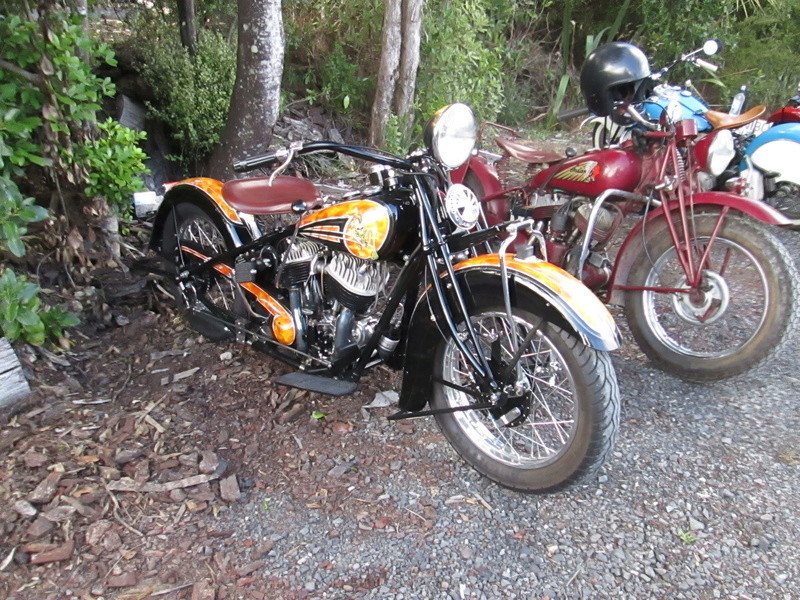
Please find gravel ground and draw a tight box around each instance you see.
[217,232,800,600]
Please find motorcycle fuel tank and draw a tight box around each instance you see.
[297,197,413,260]
[530,148,642,196]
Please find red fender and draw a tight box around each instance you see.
[607,193,791,305]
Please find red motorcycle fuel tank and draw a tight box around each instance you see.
[529,148,642,196]
[767,106,800,125]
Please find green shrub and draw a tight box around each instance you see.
[718,3,800,109]
[138,27,236,165]
[79,119,149,214]
[0,177,49,258]
[0,269,78,346]
[416,1,506,123]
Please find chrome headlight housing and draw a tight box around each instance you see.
[707,129,735,176]
[423,103,477,169]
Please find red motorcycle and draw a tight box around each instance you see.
[454,42,798,382]
[766,83,800,124]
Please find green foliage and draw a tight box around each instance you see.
[416,0,506,123]
[0,269,79,346]
[382,113,407,156]
[79,119,149,213]
[317,44,372,117]
[719,2,800,109]
[137,27,236,165]
[0,177,49,258]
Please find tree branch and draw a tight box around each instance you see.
[0,58,45,88]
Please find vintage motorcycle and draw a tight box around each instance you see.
[452,43,798,382]
[586,41,800,218]
[135,103,621,493]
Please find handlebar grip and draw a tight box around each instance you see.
[232,151,279,173]
[557,106,591,121]
[694,58,719,73]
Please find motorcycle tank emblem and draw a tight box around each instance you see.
[299,200,391,260]
[555,161,601,183]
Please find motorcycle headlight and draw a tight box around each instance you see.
[707,129,735,176]
[424,103,477,169]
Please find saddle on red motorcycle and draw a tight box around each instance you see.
[495,137,563,165]
[705,105,766,130]
[222,176,321,215]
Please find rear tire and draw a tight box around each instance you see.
[161,202,242,336]
[430,293,619,493]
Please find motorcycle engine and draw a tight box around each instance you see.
[324,252,383,313]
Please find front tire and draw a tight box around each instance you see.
[430,295,619,493]
[624,212,797,381]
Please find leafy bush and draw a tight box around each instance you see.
[137,27,236,165]
[79,119,149,214]
[718,3,800,109]
[0,177,49,257]
[416,1,506,123]
[0,269,78,346]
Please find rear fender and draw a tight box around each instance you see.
[398,255,620,412]
[609,197,790,305]
[149,178,256,253]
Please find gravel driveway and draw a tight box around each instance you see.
[216,232,800,600]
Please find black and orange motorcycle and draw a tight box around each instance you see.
[137,104,621,493]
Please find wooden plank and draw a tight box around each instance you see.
[0,337,31,411]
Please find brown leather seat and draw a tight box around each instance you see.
[704,105,767,130]
[495,137,563,164]
[222,176,321,215]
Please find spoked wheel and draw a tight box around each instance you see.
[162,203,242,336]
[625,212,797,381]
[431,293,619,493]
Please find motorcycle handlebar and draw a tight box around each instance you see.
[557,106,591,121]
[693,57,719,73]
[232,150,282,173]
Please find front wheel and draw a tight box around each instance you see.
[431,295,619,493]
[624,212,797,381]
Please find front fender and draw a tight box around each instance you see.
[397,255,620,412]
[609,198,791,304]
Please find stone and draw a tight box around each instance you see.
[199,451,220,474]
[27,471,62,504]
[30,540,74,564]
[192,579,217,600]
[219,475,241,502]
[13,499,37,518]
[85,520,114,547]
[107,572,138,588]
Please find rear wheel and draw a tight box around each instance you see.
[430,294,619,493]
[624,212,797,380]
[161,203,241,336]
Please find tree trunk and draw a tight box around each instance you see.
[393,0,423,134]
[208,0,284,180]
[369,0,402,147]
[176,0,197,56]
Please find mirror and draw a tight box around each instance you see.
[703,39,721,56]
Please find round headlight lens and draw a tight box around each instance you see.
[426,103,477,169]
[708,129,735,176]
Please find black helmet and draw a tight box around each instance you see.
[580,42,651,124]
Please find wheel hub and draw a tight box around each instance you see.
[671,270,730,325]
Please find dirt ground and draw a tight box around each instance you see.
[0,265,422,600]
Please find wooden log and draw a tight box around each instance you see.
[0,337,31,412]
